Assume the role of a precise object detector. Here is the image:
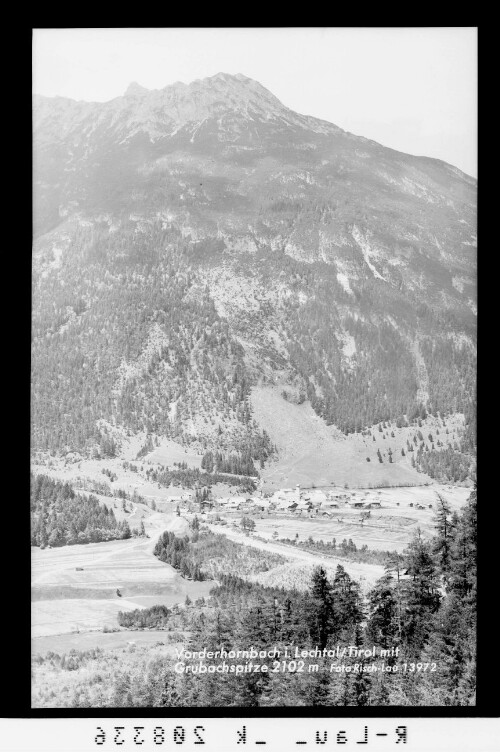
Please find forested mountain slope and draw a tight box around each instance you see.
[32,74,476,478]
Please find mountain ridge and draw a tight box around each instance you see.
[33,72,477,181]
[32,72,476,484]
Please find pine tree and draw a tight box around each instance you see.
[238,603,271,647]
[384,552,405,642]
[308,566,336,649]
[332,564,364,640]
[366,573,399,649]
[448,487,476,603]
[352,624,372,706]
[304,666,331,706]
[38,519,48,548]
[433,493,454,579]
[402,529,441,654]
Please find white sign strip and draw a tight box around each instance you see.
[0,717,498,752]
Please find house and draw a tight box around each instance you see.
[233,496,247,506]
[329,492,350,501]
[296,498,312,510]
[269,492,283,506]
[239,498,256,512]
[253,499,272,512]
[272,486,301,505]
[307,490,327,506]
[275,499,292,513]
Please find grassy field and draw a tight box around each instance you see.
[31,508,213,646]
[32,629,184,656]
[144,437,204,468]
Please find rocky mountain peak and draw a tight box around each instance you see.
[124,81,149,98]
[34,72,343,154]
[151,71,291,124]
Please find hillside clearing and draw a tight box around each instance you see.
[251,385,467,489]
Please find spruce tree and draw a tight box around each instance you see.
[402,529,441,654]
[308,566,336,649]
[433,493,454,579]
[366,573,399,649]
[332,564,364,640]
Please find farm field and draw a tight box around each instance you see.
[31,508,213,643]
[32,630,184,656]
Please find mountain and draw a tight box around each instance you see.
[32,73,476,484]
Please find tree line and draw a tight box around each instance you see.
[30,473,140,547]
[145,464,257,493]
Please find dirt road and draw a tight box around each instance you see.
[205,522,384,590]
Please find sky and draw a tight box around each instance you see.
[33,27,477,177]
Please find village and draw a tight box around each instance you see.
[169,484,432,518]
[164,481,467,554]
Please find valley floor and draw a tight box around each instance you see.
[31,507,212,652]
[31,479,468,654]
[31,434,471,675]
